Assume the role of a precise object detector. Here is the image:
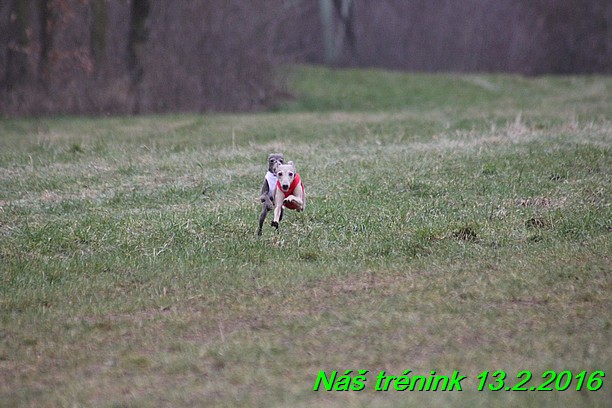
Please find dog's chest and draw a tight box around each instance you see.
[265,171,277,197]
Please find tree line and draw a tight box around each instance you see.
[1,0,609,116]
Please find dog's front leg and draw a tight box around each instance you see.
[260,194,274,211]
[259,179,274,210]
[283,195,304,211]
[271,190,284,229]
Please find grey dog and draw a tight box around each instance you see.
[257,153,284,236]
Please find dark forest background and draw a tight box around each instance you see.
[1,0,610,116]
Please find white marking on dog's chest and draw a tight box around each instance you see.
[265,171,277,197]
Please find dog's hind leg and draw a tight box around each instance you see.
[257,204,268,236]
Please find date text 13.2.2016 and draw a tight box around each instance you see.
[477,370,605,392]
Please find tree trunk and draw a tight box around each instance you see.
[37,0,52,80]
[3,0,30,89]
[128,0,150,84]
[90,0,107,75]
[319,0,355,64]
[319,0,335,64]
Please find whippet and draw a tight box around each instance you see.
[271,161,305,230]
[257,153,284,236]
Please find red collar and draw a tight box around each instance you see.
[276,173,301,197]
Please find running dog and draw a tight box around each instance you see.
[257,153,284,236]
[271,161,305,230]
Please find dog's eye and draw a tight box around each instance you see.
[289,172,294,177]
[277,172,282,177]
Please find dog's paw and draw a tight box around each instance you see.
[271,221,279,229]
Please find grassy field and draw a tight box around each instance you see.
[1,65,610,407]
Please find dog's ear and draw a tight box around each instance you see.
[287,161,294,167]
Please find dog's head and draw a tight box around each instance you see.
[267,153,284,173]
[276,161,297,192]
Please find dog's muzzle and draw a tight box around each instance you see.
[281,184,290,191]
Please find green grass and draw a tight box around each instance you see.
[1,65,610,407]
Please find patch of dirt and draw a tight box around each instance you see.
[525,217,549,229]
[452,226,478,242]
